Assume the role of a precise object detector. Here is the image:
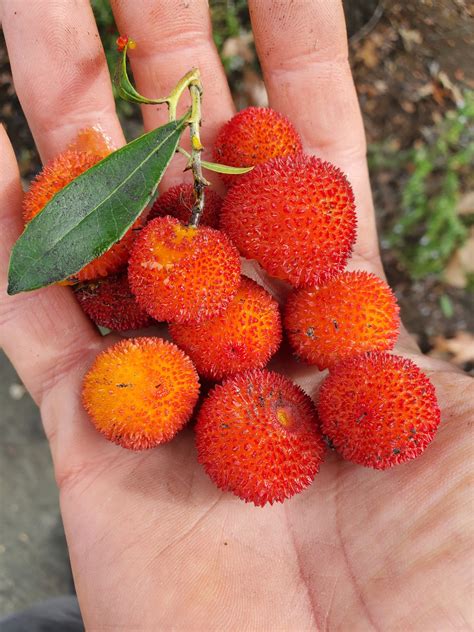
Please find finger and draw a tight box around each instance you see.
[0,0,126,403]
[110,0,235,188]
[0,0,127,468]
[0,126,104,414]
[249,1,380,265]
[0,128,174,487]
[0,127,121,483]
[1,0,125,161]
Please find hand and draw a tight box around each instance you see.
[1,2,472,629]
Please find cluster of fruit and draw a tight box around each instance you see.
[23,107,440,506]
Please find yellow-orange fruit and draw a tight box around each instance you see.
[196,369,325,506]
[284,271,400,369]
[128,216,241,324]
[169,277,282,380]
[68,126,114,155]
[220,154,356,288]
[148,183,222,228]
[23,150,104,224]
[82,337,200,450]
[22,128,135,282]
[317,352,441,469]
[75,273,152,331]
[213,107,302,187]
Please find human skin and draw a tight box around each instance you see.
[0,1,472,630]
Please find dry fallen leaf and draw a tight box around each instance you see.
[355,37,380,69]
[429,331,474,366]
[457,191,474,216]
[414,82,434,101]
[443,229,474,288]
[399,28,423,52]
[437,70,464,106]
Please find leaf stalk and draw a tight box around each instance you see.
[117,44,207,226]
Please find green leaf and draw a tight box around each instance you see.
[115,44,166,105]
[8,118,186,295]
[201,159,253,175]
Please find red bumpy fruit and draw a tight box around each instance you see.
[285,271,400,369]
[220,154,357,288]
[22,129,136,282]
[213,106,303,187]
[196,369,325,506]
[148,183,223,228]
[317,352,441,469]
[128,216,241,324]
[75,273,153,331]
[170,276,282,380]
[82,337,200,450]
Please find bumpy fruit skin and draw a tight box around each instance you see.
[170,277,282,380]
[285,271,400,369]
[128,216,241,324]
[196,369,325,506]
[148,183,223,228]
[75,273,153,331]
[317,352,441,470]
[220,154,356,288]
[82,337,200,450]
[22,128,136,282]
[68,126,114,155]
[23,150,104,224]
[213,107,302,187]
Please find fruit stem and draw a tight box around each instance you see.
[116,45,208,226]
[187,81,208,227]
[117,43,200,121]
[166,68,201,122]
[168,72,209,227]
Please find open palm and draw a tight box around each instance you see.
[1,1,472,629]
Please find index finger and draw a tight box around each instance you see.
[0,0,124,161]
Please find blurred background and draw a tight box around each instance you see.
[1,0,473,616]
